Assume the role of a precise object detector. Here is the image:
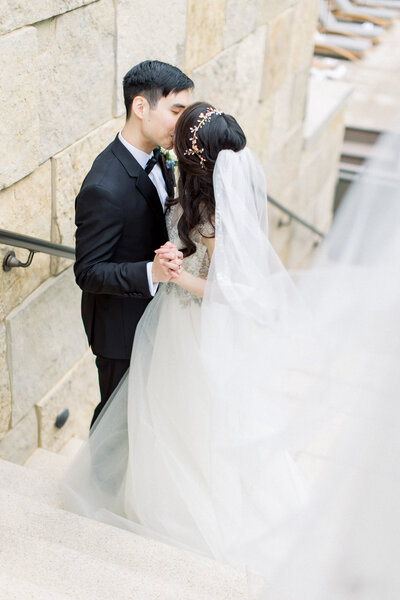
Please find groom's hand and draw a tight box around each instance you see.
[152,242,183,282]
[152,253,172,283]
[155,242,183,261]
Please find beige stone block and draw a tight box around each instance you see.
[265,126,303,199]
[290,69,310,129]
[0,162,52,316]
[282,180,325,269]
[0,321,11,439]
[283,151,338,270]
[193,27,267,124]
[268,79,294,151]
[0,162,52,238]
[268,179,312,268]
[312,174,336,232]
[324,107,346,151]
[222,0,258,48]
[114,0,188,116]
[37,350,98,451]
[244,98,274,163]
[37,0,114,162]
[288,0,319,74]
[304,104,345,157]
[0,407,38,464]
[256,0,298,24]
[303,79,351,149]
[296,157,321,216]
[299,149,335,217]
[184,0,225,73]
[0,27,39,189]
[266,70,309,154]
[6,267,87,426]
[275,181,302,218]
[299,109,345,217]
[269,137,337,268]
[0,0,97,35]
[286,214,321,268]
[261,8,294,97]
[51,117,124,274]
[268,205,292,265]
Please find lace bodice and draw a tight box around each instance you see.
[163,204,213,305]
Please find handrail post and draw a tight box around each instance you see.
[3,250,35,272]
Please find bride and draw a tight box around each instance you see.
[64,102,400,598]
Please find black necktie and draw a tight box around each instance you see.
[145,147,161,174]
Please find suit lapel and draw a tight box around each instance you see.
[111,136,165,228]
[159,154,175,200]
[136,169,166,227]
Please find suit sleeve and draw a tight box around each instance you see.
[74,184,152,297]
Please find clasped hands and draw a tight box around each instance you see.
[152,241,183,283]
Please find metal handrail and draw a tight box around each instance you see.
[0,229,74,272]
[1,198,324,272]
[267,196,325,239]
[0,229,75,258]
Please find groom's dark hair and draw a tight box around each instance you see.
[123,60,194,118]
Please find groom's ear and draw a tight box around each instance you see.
[131,95,149,121]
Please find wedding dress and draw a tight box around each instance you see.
[63,138,400,599]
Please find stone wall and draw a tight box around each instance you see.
[0,0,347,462]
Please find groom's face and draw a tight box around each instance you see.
[142,89,191,150]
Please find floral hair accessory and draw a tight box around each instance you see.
[184,107,223,169]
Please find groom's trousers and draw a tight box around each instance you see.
[90,355,130,429]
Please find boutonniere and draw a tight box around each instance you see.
[159,147,178,170]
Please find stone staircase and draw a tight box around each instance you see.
[0,438,249,600]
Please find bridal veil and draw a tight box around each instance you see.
[205,139,400,597]
[63,133,400,599]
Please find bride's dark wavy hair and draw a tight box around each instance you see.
[169,101,246,257]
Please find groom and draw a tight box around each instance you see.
[74,60,193,427]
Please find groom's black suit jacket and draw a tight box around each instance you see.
[74,135,171,360]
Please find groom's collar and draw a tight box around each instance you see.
[117,131,154,170]
[111,134,142,178]
[110,135,166,228]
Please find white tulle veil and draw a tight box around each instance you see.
[204,139,400,597]
[63,133,400,600]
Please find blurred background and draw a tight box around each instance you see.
[0,0,398,463]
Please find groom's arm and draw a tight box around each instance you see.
[74,184,152,297]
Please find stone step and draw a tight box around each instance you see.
[1,525,171,600]
[0,489,247,599]
[24,446,70,480]
[0,457,63,507]
[59,436,85,459]
[0,573,72,600]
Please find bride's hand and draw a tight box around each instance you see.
[155,241,182,260]
[155,242,183,279]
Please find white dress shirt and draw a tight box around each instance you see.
[118,131,168,296]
